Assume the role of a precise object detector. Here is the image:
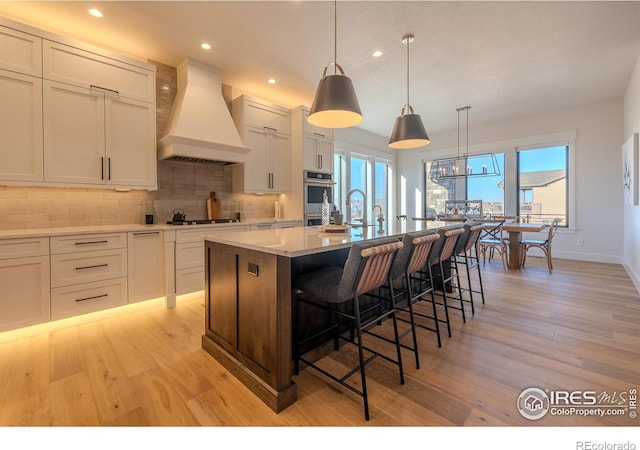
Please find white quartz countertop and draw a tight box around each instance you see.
[204,221,459,258]
[0,218,302,239]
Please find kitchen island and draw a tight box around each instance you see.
[201,221,452,412]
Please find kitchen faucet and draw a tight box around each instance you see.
[372,204,384,233]
[345,189,367,228]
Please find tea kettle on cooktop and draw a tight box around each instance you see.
[172,208,186,222]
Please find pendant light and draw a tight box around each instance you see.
[388,34,430,149]
[429,106,501,179]
[308,0,363,129]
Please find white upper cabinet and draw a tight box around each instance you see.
[231,95,292,193]
[291,106,334,173]
[0,69,43,182]
[42,40,155,103]
[43,81,106,185]
[43,81,156,188]
[0,25,41,76]
[0,18,157,190]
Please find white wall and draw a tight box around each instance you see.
[398,98,624,264]
[623,56,640,290]
[335,126,396,162]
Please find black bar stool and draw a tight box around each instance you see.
[293,237,404,421]
[429,227,466,329]
[381,231,441,369]
[453,223,486,317]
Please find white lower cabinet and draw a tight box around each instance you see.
[49,233,127,319]
[50,278,127,321]
[175,225,250,294]
[0,236,50,332]
[127,230,164,303]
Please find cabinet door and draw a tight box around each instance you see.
[269,132,291,192]
[106,95,156,188]
[0,70,43,182]
[43,80,106,185]
[0,25,42,76]
[302,134,333,173]
[243,126,271,192]
[316,137,334,173]
[0,255,50,332]
[127,231,164,303]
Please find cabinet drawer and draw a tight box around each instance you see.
[176,225,250,243]
[0,236,49,259]
[251,223,274,231]
[176,242,204,270]
[43,40,154,103]
[0,25,42,76]
[51,277,127,320]
[176,267,204,295]
[51,248,127,287]
[50,232,127,254]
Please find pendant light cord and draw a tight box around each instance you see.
[406,35,410,108]
[334,0,337,75]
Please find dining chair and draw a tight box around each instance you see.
[520,218,559,274]
[293,237,404,421]
[478,220,508,272]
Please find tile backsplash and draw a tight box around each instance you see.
[0,60,280,230]
[0,162,279,230]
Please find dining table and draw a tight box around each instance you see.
[483,221,547,269]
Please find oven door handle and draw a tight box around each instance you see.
[304,181,335,187]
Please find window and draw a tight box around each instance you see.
[334,151,393,225]
[517,145,568,226]
[467,153,505,217]
[424,130,575,228]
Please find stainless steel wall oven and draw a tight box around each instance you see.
[303,170,334,225]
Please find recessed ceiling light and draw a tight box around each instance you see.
[201,42,212,50]
[268,78,276,84]
[88,8,103,18]
[372,50,383,58]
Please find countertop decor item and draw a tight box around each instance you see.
[388,34,430,149]
[207,192,221,219]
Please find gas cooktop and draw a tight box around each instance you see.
[166,219,241,225]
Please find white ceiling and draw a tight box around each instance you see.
[2,1,640,139]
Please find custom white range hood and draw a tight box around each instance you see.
[158,59,249,165]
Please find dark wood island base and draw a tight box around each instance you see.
[202,241,298,413]
[201,334,297,412]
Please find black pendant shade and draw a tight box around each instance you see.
[388,33,430,149]
[307,1,363,129]
[308,70,363,128]
[388,111,430,149]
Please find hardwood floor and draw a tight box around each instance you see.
[0,257,639,427]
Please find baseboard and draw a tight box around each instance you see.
[553,250,621,265]
[622,257,640,295]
